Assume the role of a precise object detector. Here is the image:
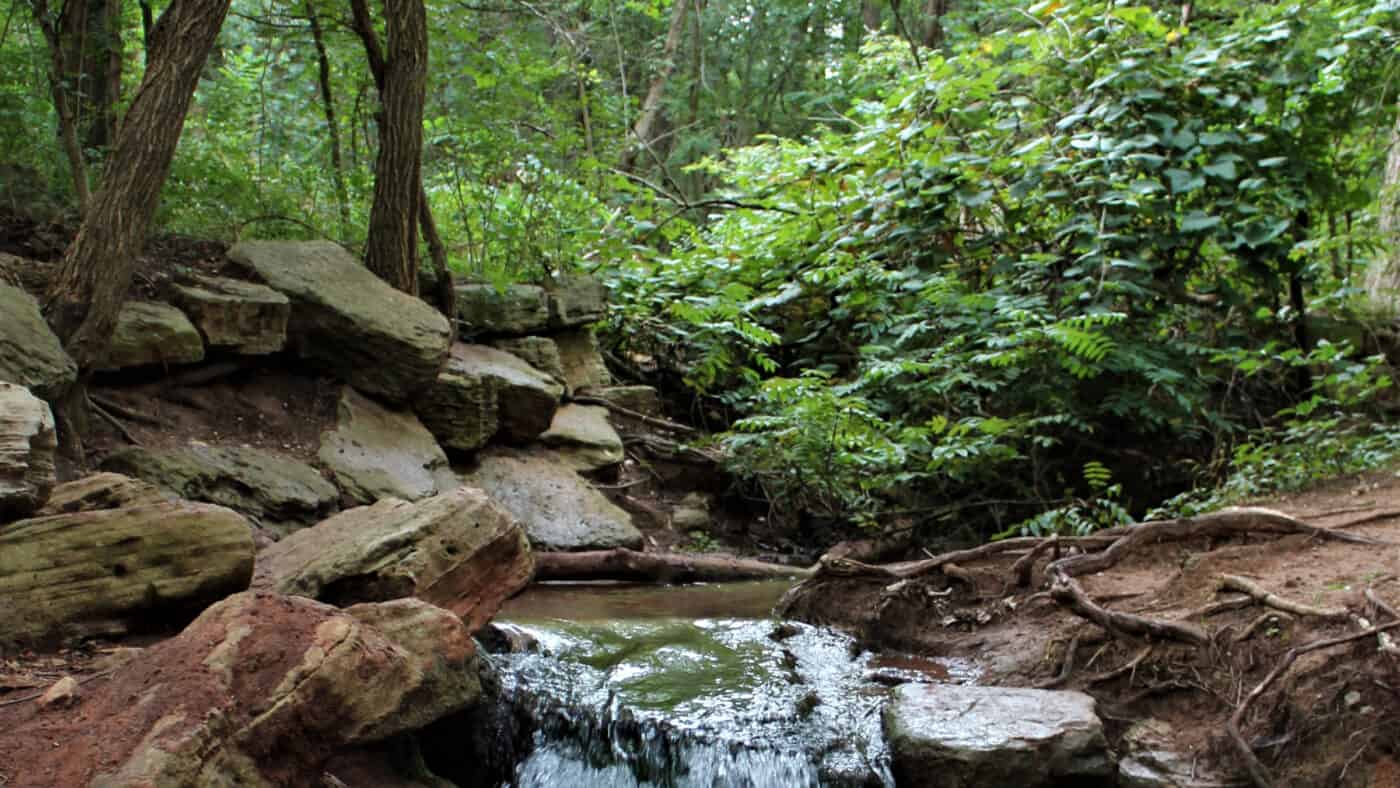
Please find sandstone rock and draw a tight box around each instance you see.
[2,592,479,788]
[101,444,338,533]
[36,472,169,516]
[555,327,612,392]
[254,486,533,632]
[319,388,459,504]
[448,344,562,443]
[1117,719,1225,788]
[0,383,56,521]
[36,676,79,709]
[169,273,290,355]
[229,241,451,402]
[672,506,712,532]
[455,282,549,335]
[0,282,77,399]
[592,384,664,417]
[883,684,1112,788]
[97,300,206,371]
[546,274,607,328]
[0,502,255,645]
[414,358,499,453]
[464,448,642,551]
[539,404,624,471]
[490,335,566,384]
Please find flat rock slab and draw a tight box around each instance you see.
[255,486,534,632]
[448,344,563,443]
[230,241,451,402]
[97,300,206,371]
[319,387,458,504]
[0,501,255,645]
[36,472,168,516]
[884,684,1112,788]
[540,404,624,471]
[0,383,56,521]
[464,448,641,551]
[555,327,612,392]
[0,592,478,788]
[546,274,607,328]
[0,282,76,399]
[169,273,290,355]
[456,283,550,335]
[101,444,338,531]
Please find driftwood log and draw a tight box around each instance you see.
[533,548,813,584]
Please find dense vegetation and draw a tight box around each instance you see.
[3,0,1399,541]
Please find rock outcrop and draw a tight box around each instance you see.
[545,275,607,328]
[0,502,255,644]
[456,283,550,335]
[0,592,479,788]
[464,448,642,551]
[0,282,77,399]
[883,684,1112,788]
[414,356,499,453]
[169,273,290,355]
[229,240,451,402]
[319,387,459,504]
[0,383,56,521]
[592,384,664,417]
[490,335,566,385]
[254,487,534,632]
[555,327,612,392]
[35,472,168,516]
[445,344,563,443]
[539,404,624,471]
[97,300,206,371]
[102,444,338,533]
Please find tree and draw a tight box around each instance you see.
[1367,102,1400,310]
[618,0,690,173]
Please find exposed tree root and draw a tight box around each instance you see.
[88,397,141,446]
[1033,632,1081,689]
[1232,611,1293,644]
[1049,570,1209,645]
[533,548,812,584]
[1219,574,1349,620]
[1087,645,1152,685]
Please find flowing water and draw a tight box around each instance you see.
[488,581,976,788]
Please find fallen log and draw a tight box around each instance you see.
[533,548,813,584]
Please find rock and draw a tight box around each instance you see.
[229,241,451,402]
[455,282,549,335]
[672,506,712,532]
[414,358,499,453]
[0,501,255,645]
[36,472,169,516]
[477,622,541,654]
[101,444,338,533]
[254,486,534,632]
[3,592,479,788]
[169,273,290,355]
[0,282,77,399]
[0,383,56,521]
[592,385,664,417]
[539,404,624,471]
[36,676,79,709]
[97,300,206,371]
[448,344,563,443]
[555,327,612,392]
[490,336,566,384]
[1117,719,1224,788]
[319,388,459,504]
[546,274,607,328]
[464,448,642,551]
[883,684,1112,788]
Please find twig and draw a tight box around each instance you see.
[572,395,697,434]
[89,395,163,427]
[1088,645,1152,685]
[0,670,113,709]
[1219,575,1349,620]
[1034,633,1081,689]
[88,398,142,446]
[1232,611,1293,644]
[1330,509,1400,529]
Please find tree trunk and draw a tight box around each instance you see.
[862,0,881,32]
[1367,102,1400,309]
[44,0,231,370]
[921,0,947,49]
[360,0,427,295]
[306,0,351,237]
[618,0,689,173]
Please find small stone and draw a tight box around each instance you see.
[97,301,205,371]
[37,676,79,709]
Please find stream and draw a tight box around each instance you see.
[486,581,977,788]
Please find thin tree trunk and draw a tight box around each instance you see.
[78,0,121,155]
[306,0,350,236]
[1367,101,1400,309]
[29,0,91,212]
[44,0,231,369]
[862,0,881,32]
[618,0,689,173]
[921,0,947,49]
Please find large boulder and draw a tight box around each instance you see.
[0,282,77,399]
[319,388,459,504]
[229,241,451,402]
[555,327,612,392]
[255,487,533,633]
[168,273,290,355]
[0,592,479,788]
[546,274,607,328]
[447,344,563,443]
[414,357,500,453]
[490,335,566,385]
[455,282,549,335]
[464,448,642,551]
[539,404,624,472]
[0,501,255,645]
[883,684,1112,788]
[36,472,167,516]
[0,383,56,521]
[97,300,206,372]
[101,444,338,533]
